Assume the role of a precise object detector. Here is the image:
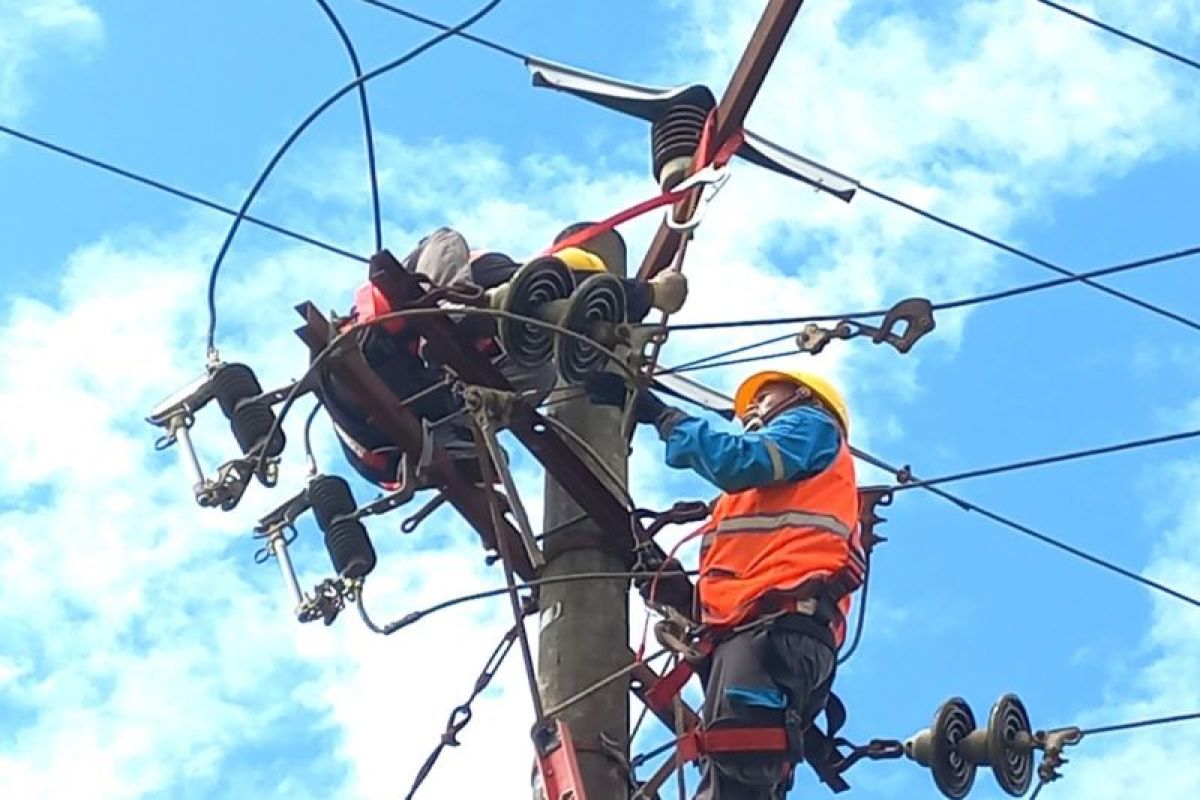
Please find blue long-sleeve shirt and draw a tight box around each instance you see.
[661,406,841,494]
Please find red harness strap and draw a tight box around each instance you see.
[643,637,713,714]
[676,727,789,763]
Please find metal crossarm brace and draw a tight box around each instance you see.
[376,252,694,598]
[638,0,806,279]
[293,301,535,579]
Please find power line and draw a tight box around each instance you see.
[851,447,1200,610]
[859,185,1200,333]
[204,0,506,358]
[0,123,367,263]
[1080,710,1200,737]
[358,569,699,635]
[352,2,1200,336]
[892,427,1200,492]
[666,243,1200,333]
[314,0,384,252]
[1037,0,1200,73]
[666,330,796,373]
[661,347,797,375]
[358,0,527,61]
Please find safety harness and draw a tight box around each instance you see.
[637,534,872,795]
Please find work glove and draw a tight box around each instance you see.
[648,270,688,314]
[583,372,688,434]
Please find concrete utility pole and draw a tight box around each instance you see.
[538,263,633,797]
[537,3,805,797]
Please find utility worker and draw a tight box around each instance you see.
[586,369,865,799]
[321,223,687,490]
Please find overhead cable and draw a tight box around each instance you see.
[204,0,506,358]
[851,447,1200,610]
[892,428,1200,492]
[314,0,384,251]
[667,243,1200,333]
[858,185,1200,333]
[0,123,367,262]
[1078,710,1200,737]
[1037,0,1200,73]
[355,1,1200,334]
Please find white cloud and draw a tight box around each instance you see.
[0,0,101,118]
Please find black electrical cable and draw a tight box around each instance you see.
[302,400,323,475]
[359,569,700,635]
[314,0,384,252]
[0,123,367,263]
[892,428,1200,493]
[660,347,797,375]
[667,331,797,373]
[858,185,1200,333]
[1078,710,1200,737]
[837,557,870,665]
[852,446,1200,610]
[203,0,505,358]
[1037,0,1200,73]
[349,2,1200,336]
[358,0,528,61]
[668,243,1200,333]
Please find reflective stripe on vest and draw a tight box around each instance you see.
[705,510,853,542]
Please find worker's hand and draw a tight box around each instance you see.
[648,270,688,314]
[582,372,672,425]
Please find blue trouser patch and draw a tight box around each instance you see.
[724,686,788,710]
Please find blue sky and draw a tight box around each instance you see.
[2,1,1199,798]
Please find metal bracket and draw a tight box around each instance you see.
[796,297,935,356]
[1035,727,1083,787]
[195,457,258,511]
[465,387,547,571]
[253,487,312,617]
[297,577,349,626]
[857,486,894,556]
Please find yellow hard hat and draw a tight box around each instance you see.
[554,246,607,273]
[733,370,850,431]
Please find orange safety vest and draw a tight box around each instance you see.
[697,439,865,646]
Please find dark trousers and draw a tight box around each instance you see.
[694,618,836,800]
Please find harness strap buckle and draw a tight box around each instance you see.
[676,726,789,764]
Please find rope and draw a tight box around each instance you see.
[542,648,670,719]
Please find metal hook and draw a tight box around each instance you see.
[665,164,732,233]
